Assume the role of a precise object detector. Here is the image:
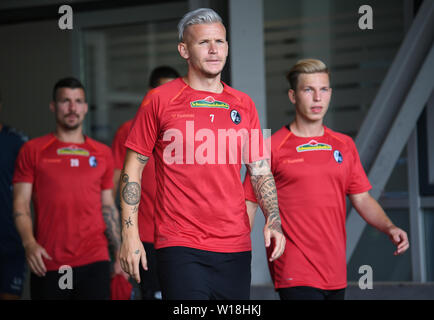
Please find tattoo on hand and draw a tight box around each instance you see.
[121,173,140,205]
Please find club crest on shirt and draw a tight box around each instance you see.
[57,147,90,156]
[296,140,332,152]
[230,109,242,125]
[190,96,229,109]
[89,156,98,167]
[334,150,343,164]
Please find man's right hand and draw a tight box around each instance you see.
[24,241,52,277]
[119,236,147,283]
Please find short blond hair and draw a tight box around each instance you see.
[286,59,329,90]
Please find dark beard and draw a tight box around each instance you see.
[58,116,81,131]
[60,123,80,131]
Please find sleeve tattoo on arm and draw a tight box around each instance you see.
[247,160,283,234]
[102,205,121,251]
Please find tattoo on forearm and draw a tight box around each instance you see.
[124,216,133,228]
[250,172,283,234]
[121,172,129,183]
[12,211,30,220]
[121,172,140,206]
[102,205,121,251]
[267,217,282,233]
[136,153,149,165]
[247,159,270,176]
[120,165,142,235]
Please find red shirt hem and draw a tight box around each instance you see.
[45,254,110,271]
[274,280,347,291]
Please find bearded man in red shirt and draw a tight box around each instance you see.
[13,77,124,299]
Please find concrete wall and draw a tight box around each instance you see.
[0,19,73,139]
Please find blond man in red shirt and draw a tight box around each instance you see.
[244,59,409,300]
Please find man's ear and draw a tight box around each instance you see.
[49,101,55,113]
[178,42,189,60]
[288,89,296,105]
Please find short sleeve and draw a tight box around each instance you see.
[13,142,36,184]
[125,92,159,157]
[346,139,372,194]
[246,98,269,164]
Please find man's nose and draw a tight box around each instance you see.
[313,90,321,101]
[68,101,78,112]
[209,42,217,54]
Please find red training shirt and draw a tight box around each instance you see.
[13,134,113,271]
[244,126,371,290]
[112,120,156,243]
[125,78,266,253]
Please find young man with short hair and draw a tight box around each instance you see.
[244,59,409,300]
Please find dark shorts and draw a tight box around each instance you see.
[156,246,251,300]
[0,250,26,297]
[30,260,110,300]
[278,286,346,300]
[138,242,161,300]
